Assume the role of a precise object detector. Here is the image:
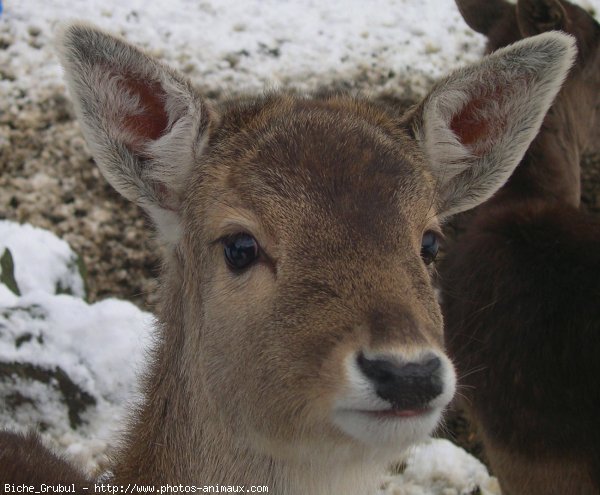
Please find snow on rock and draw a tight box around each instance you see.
[0,220,85,298]
[0,221,152,474]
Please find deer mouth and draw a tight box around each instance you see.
[360,407,433,419]
[329,350,455,447]
[331,404,444,450]
[335,405,436,422]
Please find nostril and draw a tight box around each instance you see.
[357,351,400,384]
[356,352,444,410]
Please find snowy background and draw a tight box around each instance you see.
[0,0,598,493]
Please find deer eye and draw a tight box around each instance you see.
[420,231,440,265]
[223,233,260,271]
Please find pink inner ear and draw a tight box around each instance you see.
[450,90,507,157]
[121,76,170,153]
[118,75,177,210]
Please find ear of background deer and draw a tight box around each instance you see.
[56,23,213,244]
[454,0,513,35]
[409,31,576,219]
[517,0,569,37]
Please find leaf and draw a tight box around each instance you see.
[74,253,88,301]
[0,248,20,296]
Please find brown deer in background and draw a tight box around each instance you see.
[442,0,600,493]
[0,23,575,493]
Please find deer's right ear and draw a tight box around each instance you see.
[406,31,576,220]
[56,23,214,244]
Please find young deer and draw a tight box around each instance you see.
[0,24,575,492]
[442,0,600,493]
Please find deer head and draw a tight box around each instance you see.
[56,23,575,490]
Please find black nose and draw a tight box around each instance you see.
[357,352,444,410]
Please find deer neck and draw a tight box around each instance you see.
[112,256,385,494]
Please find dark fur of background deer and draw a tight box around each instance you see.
[442,1,600,493]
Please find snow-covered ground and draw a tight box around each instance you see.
[0,0,491,107]
[1,0,598,492]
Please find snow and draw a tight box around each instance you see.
[0,221,152,473]
[1,0,599,491]
[0,221,85,298]
[0,0,489,103]
[381,439,501,495]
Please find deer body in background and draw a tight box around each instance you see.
[0,22,576,493]
[443,0,600,493]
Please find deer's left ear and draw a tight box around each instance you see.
[57,22,215,244]
[405,32,576,220]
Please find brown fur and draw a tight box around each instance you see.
[443,0,600,493]
[0,431,91,487]
[112,93,450,488]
